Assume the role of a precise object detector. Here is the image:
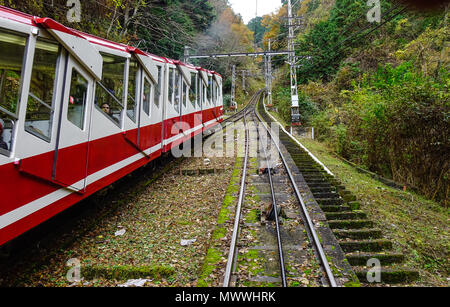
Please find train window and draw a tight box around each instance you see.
[25,39,59,141]
[203,82,207,106]
[214,80,219,105]
[189,73,196,108]
[153,66,162,109]
[182,80,187,108]
[168,68,174,105]
[197,79,201,109]
[96,53,126,127]
[127,58,139,122]
[212,80,216,106]
[207,76,212,103]
[67,69,88,130]
[143,77,151,116]
[0,31,26,115]
[0,30,26,154]
[216,82,220,104]
[174,70,180,114]
[0,116,14,155]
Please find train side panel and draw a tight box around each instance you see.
[0,6,224,246]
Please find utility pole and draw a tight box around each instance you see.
[288,0,300,125]
[267,39,273,106]
[231,65,236,109]
[184,46,190,63]
[264,55,268,96]
[242,70,246,92]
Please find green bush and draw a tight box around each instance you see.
[313,62,449,204]
[272,86,318,125]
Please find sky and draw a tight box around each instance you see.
[228,0,282,24]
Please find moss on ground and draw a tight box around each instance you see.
[197,157,243,287]
[81,265,175,281]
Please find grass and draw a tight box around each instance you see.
[297,137,449,286]
[197,157,243,287]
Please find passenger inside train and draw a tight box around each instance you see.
[0,118,7,151]
[96,53,126,126]
[101,103,119,124]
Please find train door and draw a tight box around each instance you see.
[53,55,94,191]
[152,65,163,153]
[177,64,191,136]
[190,72,201,136]
[137,71,153,151]
[124,57,141,149]
[198,69,208,130]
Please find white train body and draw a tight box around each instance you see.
[0,6,223,245]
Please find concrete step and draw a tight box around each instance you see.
[310,186,336,193]
[334,228,383,240]
[307,183,333,188]
[304,179,330,184]
[345,252,405,266]
[338,239,392,252]
[312,192,340,199]
[316,198,344,206]
[328,219,374,230]
[354,266,419,284]
[319,205,351,212]
[325,211,367,220]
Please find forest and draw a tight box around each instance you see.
[258,0,448,206]
[1,0,447,205]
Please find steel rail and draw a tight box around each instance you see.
[255,107,338,288]
[250,110,287,287]
[220,90,264,127]
[222,93,258,287]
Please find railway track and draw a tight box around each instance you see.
[222,92,259,287]
[222,92,339,287]
[219,90,264,127]
[257,96,419,285]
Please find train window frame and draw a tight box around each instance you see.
[168,67,174,105]
[25,38,61,143]
[203,82,207,107]
[153,66,162,109]
[126,57,139,123]
[182,80,187,109]
[216,82,220,106]
[67,68,89,131]
[189,72,197,109]
[213,79,219,106]
[0,29,28,156]
[95,53,126,128]
[142,76,152,117]
[207,76,212,103]
[174,69,181,114]
[212,80,216,107]
[197,76,202,109]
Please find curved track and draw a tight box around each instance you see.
[223,91,337,287]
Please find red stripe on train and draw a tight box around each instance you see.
[0,110,221,245]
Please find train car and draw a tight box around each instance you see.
[0,6,223,246]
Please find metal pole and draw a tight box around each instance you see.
[183,46,190,63]
[268,39,272,106]
[231,65,236,109]
[288,0,300,125]
[264,55,268,96]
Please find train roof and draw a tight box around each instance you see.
[0,5,221,77]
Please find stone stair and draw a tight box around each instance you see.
[279,136,419,285]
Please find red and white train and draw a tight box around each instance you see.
[0,6,223,246]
